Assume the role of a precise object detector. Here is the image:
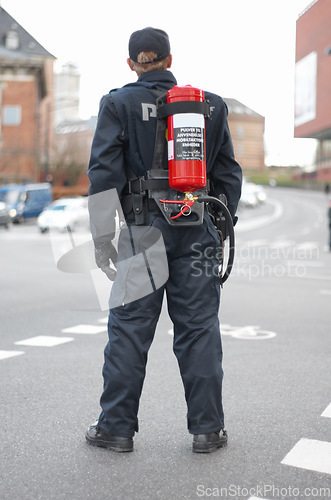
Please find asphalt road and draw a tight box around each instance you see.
[0,187,330,500]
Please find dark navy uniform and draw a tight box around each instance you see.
[88,70,242,438]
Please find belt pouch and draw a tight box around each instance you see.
[132,193,146,225]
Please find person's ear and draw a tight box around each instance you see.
[127,58,135,71]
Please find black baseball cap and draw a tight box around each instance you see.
[129,27,170,63]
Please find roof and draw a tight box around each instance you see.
[0,7,55,61]
[224,98,264,118]
[298,0,319,18]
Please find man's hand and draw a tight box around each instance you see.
[94,240,117,281]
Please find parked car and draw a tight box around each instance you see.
[239,181,267,208]
[0,201,11,229]
[37,197,89,233]
[250,183,267,204]
[239,182,259,208]
[0,183,52,223]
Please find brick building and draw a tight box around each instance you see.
[224,98,265,171]
[294,0,331,181]
[0,7,55,184]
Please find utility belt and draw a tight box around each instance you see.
[121,175,235,285]
[121,177,167,225]
[121,179,227,238]
[121,174,209,226]
[121,192,159,225]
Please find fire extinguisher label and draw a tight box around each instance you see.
[174,127,205,161]
[172,113,205,162]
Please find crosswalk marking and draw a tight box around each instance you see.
[1,320,108,361]
[0,350,25,360]
[61,324,106,335]
[281,438,331,475]
[98,317,108,324]
[321,403,331,418]
[15,336,74,347]
[248,497,270,500]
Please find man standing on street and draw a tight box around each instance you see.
[86,27,242,453]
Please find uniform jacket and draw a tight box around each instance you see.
[88,70,242,218]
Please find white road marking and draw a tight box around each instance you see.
[98,317,108,324]
[15,336,74,347]
[221,324,276,340]
[61,324,106,335]
[320,289,331,295]
[299,274,331,281]
[0,350,25,360]
[245,239,269,247]
[295,241,319,251]
[321,403,331,418]
[269,240,295,249]
[287,260,324,268]
[281,438,331,475]
[238,239,322,254]
[168,325,277,340]
[248,497,270,500]
[236,199,283,233]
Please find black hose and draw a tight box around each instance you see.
[197,195,235,284]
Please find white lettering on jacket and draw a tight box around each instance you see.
[142,103,157,121]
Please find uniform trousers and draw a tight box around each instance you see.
[97,210,224,437]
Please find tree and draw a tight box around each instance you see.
[51,131,90,186]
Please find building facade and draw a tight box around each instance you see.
[0,7,55,184]
[54,62,80,126]
[225,98,265,171]
[294,0,331,181]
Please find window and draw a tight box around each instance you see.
[5,31,19,50]
[236,143,244,157]
[3,106,22,126]
[236,125,244,138]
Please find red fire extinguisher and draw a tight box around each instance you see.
[167,85,207,193]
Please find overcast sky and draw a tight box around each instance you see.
[2,0,318,166]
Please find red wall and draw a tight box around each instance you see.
[295,0,331,138]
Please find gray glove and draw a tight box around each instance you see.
[94,239,117,281]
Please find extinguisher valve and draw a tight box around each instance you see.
[159,194,198,220]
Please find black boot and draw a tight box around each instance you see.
[85,421,133,452]
[193,429,228,453]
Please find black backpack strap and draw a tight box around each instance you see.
[157,99,211,120]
